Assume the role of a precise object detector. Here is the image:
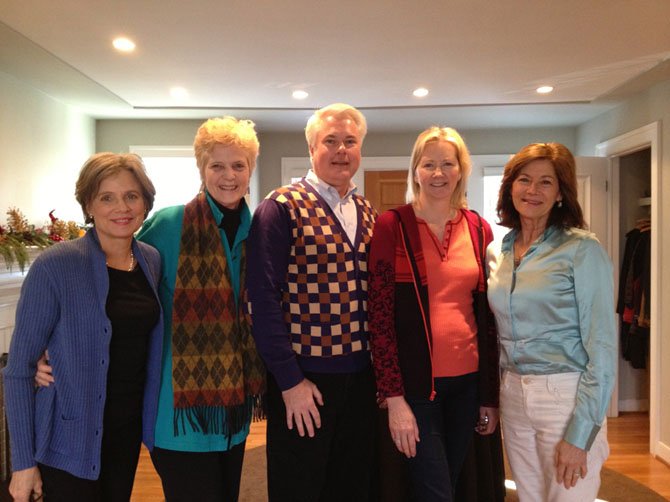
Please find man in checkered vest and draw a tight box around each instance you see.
[248,103,378,501]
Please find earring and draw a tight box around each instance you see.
[557,201,563,208]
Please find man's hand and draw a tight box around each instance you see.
[555,439,588,489]
[281,378,324,437]
[475,406,499,435]
[35,351,53,387]
[386,396,420,458]
[9,466,43,502]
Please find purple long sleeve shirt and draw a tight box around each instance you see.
[246,193,371,391]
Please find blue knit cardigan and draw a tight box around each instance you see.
[3,229,164,480]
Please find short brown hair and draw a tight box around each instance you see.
[75,153,156,224]
[406,126,471,208]
[193,116,260,182]
[496,142,585,230]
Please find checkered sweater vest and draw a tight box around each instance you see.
[269,182,376,357]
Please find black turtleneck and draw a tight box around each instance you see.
[212,198,243,248]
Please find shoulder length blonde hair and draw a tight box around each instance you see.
[406,126,471,208]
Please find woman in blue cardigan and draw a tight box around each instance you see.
[4,153,163,502]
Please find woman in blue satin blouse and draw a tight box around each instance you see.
[487,143,616,502]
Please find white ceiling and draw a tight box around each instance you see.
[1,0,670,131]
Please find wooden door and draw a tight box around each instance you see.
[364,170,407,213]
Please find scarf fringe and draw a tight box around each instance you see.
[173,393,267,436]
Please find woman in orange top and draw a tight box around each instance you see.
[368,127,501,501]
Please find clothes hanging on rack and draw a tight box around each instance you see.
[617,220,650,369]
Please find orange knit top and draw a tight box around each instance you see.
[417,213,479,377]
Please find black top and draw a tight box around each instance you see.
[212,198,242,248]
[104,265,160,425]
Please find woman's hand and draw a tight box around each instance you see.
[9,466,43,502]
[34,351,53,387]
[476,406,499,435]
[386,396,420,458]
[554,440,588,489]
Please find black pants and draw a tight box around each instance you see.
[373,407,412,502]
[150,442,246,502]
[39,414,142,502]
[266,368,377,502]
[405,372,479,502]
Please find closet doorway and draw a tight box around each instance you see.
[616,148,651,417]
[596,122,662,460]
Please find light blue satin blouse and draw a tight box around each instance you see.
[487,225,616,450]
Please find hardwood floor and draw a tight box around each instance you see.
[603,412,670,499]
[129,412,669,501]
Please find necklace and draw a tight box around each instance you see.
[107,251,134,271]
[513,241,531,267]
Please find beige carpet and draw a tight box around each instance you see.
[504,468,666,502]
[238,445,667,502]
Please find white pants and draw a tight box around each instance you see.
[500,371,610,502]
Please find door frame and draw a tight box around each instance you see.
[595,121,663,460]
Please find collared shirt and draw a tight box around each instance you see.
[487,225,616,450]
[304,169,359,243]
[247,180,373,391]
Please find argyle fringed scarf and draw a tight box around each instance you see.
[171,192,265,436]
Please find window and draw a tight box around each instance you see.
[482,167,508,243]
[130,147,201,216]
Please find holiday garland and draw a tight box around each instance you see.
[0,208,85,272]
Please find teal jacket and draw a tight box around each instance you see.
[137,193,252,452]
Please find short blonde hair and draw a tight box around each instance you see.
[304,103,367,149]
[406,126,472,208]
[193,116,260,181]
[75,153,156,224]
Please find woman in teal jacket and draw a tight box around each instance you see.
[136,116,265,502]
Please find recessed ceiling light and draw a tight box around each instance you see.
[536,85,554,94]
[170,87,189,100]
[112,37,136,52]
[292,90,309,100]
[413,87,429,98]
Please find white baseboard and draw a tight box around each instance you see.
[618,398,649,412]
[654,439,670,465]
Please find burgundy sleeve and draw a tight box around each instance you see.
[368,211,405,399]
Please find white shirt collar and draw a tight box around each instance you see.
[305,169,357,201]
